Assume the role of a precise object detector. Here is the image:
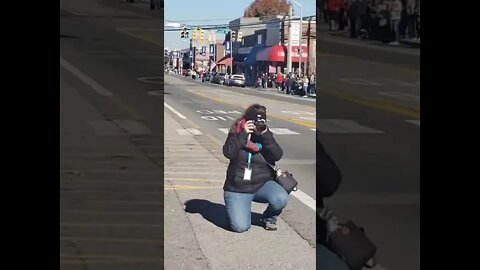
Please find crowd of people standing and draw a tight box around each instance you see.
[255,72,316,98]
[318,0,420,45]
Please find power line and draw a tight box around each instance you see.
[164,15,316,32]
[165,18,237,22]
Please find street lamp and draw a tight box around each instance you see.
[290,0,302,75]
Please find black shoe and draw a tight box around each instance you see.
[262,219,278,231]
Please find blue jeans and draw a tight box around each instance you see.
[224,180,289,233]
[317,244,350,270]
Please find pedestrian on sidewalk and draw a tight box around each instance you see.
[328,0,342,31]
[389,0,403,45]
[338,0,347,31]
[276,72,284,92]
[376,0,390,43]
[405,0,416,38]
[347,0,361,38]
[285,74,292,94]
[261,73,267,89]
[223,104,288,232]
[414,0,420,39]
[309,73,316,95]
[358,0,369,38]
[302,75,309,97]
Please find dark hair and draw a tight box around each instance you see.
[230,104,267,132]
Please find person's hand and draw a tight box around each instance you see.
[253,124,268,135]
[244,120,254,134]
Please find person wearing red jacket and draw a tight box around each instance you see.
[275,72,284,91]
[328,0,345,31]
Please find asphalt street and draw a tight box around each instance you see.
[60,1,419,269]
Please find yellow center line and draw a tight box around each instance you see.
[317,52,420,75]
[320,90,420,119]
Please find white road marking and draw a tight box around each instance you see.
[60,57,113,96]
[378,91,420,101]
[137,76,163,84]
[176,128,203,135]
[406,120,420,126]
[299,116,316,121]
[148,91,163,96]
[310,129,316,131]
[269,128,300,135]
[382,79,418,87]
[317,119,384,134]
[218,128,230,134]
[164,102,186,119]
[338,78,383,86]
[291,189,316,211]
[219,128,300,135]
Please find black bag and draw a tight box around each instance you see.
[319,208,377,269]
[258,152,298,194]
[274,170,298,194]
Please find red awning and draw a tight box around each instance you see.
[256,45,285,62]
[256,45,308,62]
[291,46,308,63]
[217,56,232,66]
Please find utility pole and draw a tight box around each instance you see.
[287,4,293,75]
[230,30,233,75]
[306,18,311,75]
[190,38,193,70]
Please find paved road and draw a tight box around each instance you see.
[60,0,419,269]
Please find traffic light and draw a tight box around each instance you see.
[200,29,204,41]
[237,31,243,42]
[231,31,236,42]
[181,27,186,38]
[192,28,198,41]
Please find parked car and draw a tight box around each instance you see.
[202,73,211,82]
[228,74,246,87]
[290,80,306,96]
[212,73,227,85]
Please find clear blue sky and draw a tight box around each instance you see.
[164,0,316,50]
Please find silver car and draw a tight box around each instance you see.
[228,74,246,87]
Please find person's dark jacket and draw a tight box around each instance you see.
[316,136,342,245]
[223,124,283,194]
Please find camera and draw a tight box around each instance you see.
[254,118,267,132]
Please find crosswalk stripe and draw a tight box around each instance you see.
[176,128,203,135]
[317,119,384,134]
[218,128,300,135]
[268,128,300,135]
[218,128,230,134]
[405,120,420,126]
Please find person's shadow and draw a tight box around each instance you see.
[184,199,264,232]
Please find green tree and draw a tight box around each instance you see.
[244,0,290,19]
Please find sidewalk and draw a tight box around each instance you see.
[163,110,316,270]
[190,75,316,101]
[60,76,169,268]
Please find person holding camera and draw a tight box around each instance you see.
[222,104,288,232]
